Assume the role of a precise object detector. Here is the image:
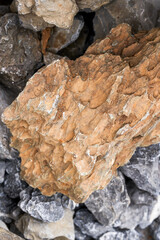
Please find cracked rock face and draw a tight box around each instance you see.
[0,13,42,92]
[13,0,78,29]
[2,23,160,202]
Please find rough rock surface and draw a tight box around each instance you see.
[16,209,75,240]
[2,24,160,202]
[13,0,78,29]
[0,85,17,160]
[76,0,112,11]
[150,217,160,240]
[121,143,160,196]
[74,208,113,239]
[99,229,144,240]
[85,171,130,225]
[47,17,84,53]
[0,13,42,92]
[0,227,24,240]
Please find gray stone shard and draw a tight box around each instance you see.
[99,229,143,240]
[18,187,64,222]
[0,13,42,92]
[4,159,27,199]
[150,217,160,240]
[85,171,130,225]
[47,17,84,53]
[74,208,114,239]
[0,85,17,160]
[121,143,160,196]
[0,161,5,184]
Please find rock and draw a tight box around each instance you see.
[113,183,160,229]
[76,0,112,11]
[0,85,17,160]
[121,143,160,196]
[16,209,75,240]
[43,52,66,65]
[4,159,27,199]
[99,229,143,240]
[150,217,160,240]
[0,220,8,230]
[0,5,10,16]
[0,227,24,240]
[0,13,42,92]
[75,226,93,240]
[19,13,53,32]
[18,187,64,222]
[85,171,130,225]
[2,24,160,202]
[0,161,6,184]
[13,0,78,30]
[47,17,84,53]
[74,208,113,239]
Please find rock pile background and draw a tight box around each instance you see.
[0,0,160,239]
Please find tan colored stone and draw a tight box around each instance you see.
[13,0,78,29]
[76,0,112,10]
[16,209,74,240]
[2,24,160,202]
[0,227,24,240]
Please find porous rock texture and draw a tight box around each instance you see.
[2,23,160,202]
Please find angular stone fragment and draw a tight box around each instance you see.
[99,230,143,240]
[12,0,78,30]
[76,0,112,11]
[150,217,160,240]
[85,171,130,225]
[2,24,160,202]
[16,210,75,240]
[121,143,160,196]
[0,13,42,91]
[47,17,84,53]
[0,227,24,240]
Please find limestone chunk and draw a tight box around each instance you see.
[2,24,160,202]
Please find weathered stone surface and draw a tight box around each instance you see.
[99,230,143,240]
[0,85,17,160]
[18,187,64,222]
[47,17,84,53]
[150,217,160,240]
[0,13,42,91]
[0,227,24,240]
[76,0,112,11]
[0,161,6,184]
[13,0,78,30]
[2,24,160,202]
[16,209,75,240]
[121,143,160,196]
[74,208,113,239]
[85,171,130,225]
[4,159,27,199]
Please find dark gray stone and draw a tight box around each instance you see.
[4,159,27,199]
[74,208,114,239]
[0,13,42,92]
[18,187,64,222]
[121,143,160,196]
[85,171,130,225]
[150,217,160,240]
[75,226,93,240]
[0,6,10,16]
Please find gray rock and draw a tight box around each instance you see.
[18,187,64,222]
[47,17,84,53]
[75,226,93,240]
[0,161,5,184]
[93,0,159,41]
[150,217,160,240]
[4,159,27,199]
[99,229,143,240]
[121,143,160,196]
[0,85,17,160]
[113,183,160,229]
[74,208,114,239]
[85,171,130,225]
[0,13,42,92]
[43,52,67,66]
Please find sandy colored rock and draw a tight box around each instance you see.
[12,0,78,29]
[0,227,24,240]
[2,24,160,202]
[16,209,74,240]
[76,0,112,10]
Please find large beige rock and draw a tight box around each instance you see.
[16,209,75,240]
[2,24,160,202]
[12,0,78,29]
[77,0,112,10]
